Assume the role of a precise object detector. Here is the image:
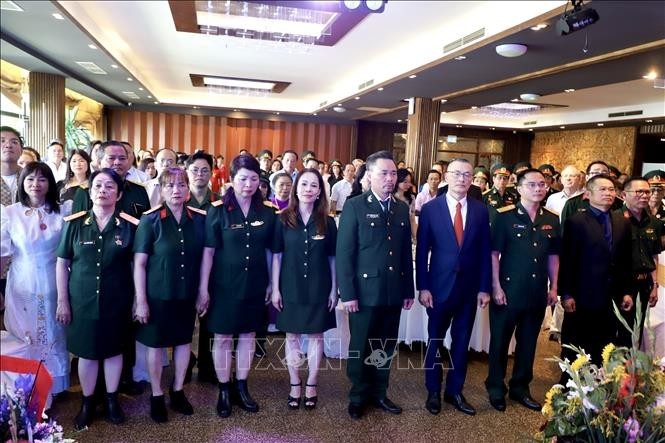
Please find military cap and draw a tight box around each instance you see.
[257,149,273,160]
[538,164,556,176]
[473,167,490,181]
[490,163,511,177]
[644,169,665,186]
[513,161,532,174]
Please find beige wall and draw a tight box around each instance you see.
[531,126,636,174]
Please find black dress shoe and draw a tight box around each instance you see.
[348,402,364,420]
[150,395,168,423]
[425,391,441,415]
[105,392,125,424]
[374,397,402,414]
[509,393,541,411]
[118,379,143,396]
[233,379,259,413]
[489,396,506,412]
[443,393,476,416]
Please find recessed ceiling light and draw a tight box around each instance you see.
[454,55,466,61]
[496,43,528,58]
[52,13,64,20]
[530,23,548,31]
[510,98,519,102]
[528,128,533,131]
[441,111,447,114]
[147,95,152,98]
[193,106,199,109]
[275,112,280,115]
[440,99,447,103]
[643,71,658,80]
[408,74,417,79]
[397,119,402,122]
[560,126,566,129]
[490,127,495,130]
[564,88,575,93]
[312,113,317,116]
[127,77,133,82]
[138,87,144,91]
[323,108,328,112]
[337,103,343,107]
[154,101,159,104]
[456,124,462,128]
[471,106,478,109]
[520,93,540,101]
[88,44,97,50]
[355,96,360,100]
[646,119,653,122]
[233,109,239,112]
[377,87,384,91]
[111,64,119,69]
[597,123,604,126]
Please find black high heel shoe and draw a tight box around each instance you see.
[287,382,301,410]
[304,384,318,410]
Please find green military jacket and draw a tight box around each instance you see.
[205,199,276,302]
[134,204,206,301]
[336,191,414,307]
[56,210,137,319]
[72,179,150,219]
[273,215,337,304]
[484,187,518,223]
[491,203,561,310]
[185,189,221,211]
[619,205,663,274]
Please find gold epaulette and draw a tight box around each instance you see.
[119,211,140,226]
[497,204,516,213]
[79,182,89,189]
[211,200,223,207]
[63,210,86,222]
[187,206,207,216]
[263,201,279,209]
[543,207,559,216]
[143,205,162,215]
[126,179,146,187]
[482,188,492,195]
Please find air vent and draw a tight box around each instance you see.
[640,124,665,134]
[122,91,140,99]
[357,79,374,90]
[76,62,107,75]
[0,1,23,11]
[523,120,538,126]
[608,110,643,118]
[443,27,485,53]
[357,106,391,112]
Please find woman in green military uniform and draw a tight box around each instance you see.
[55,168,137,430]
[271,169,337,410]
[198,155,276,418]
[133,167,206,423]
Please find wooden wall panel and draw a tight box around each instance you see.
[107,108,355,163]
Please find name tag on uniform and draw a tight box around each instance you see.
[512,224,526,229]
[250,220,264,227]
[366,213,380,219]
[541,225,553,230]
[311,235,325,240]
[79,241,95,245]
[230,223,244,229]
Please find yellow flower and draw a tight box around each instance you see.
[602,343,615,365]
[542,385,562,417]
[542,403,554,418]
[571,354,589,372]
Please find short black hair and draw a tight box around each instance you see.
[516,168,544,186]
[585,160,609,174]
[427,169,442,179]
[22,147,41,161]
[100,140,129,157]
[586,174,615,190]
[89,168,124,195]
[64,149,92,180]
[17,162,60,213]
[366,150,394,170]
[622,176,648,191]
[283,149,299,160]
[0,126,23,147]
[186,150,214,169]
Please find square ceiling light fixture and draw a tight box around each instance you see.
[190,74,290,97]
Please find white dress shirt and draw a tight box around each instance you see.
[545,189,583,219]
[331,179,353,212]
[445,192,467,228]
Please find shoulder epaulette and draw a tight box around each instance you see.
[187,206,207,216]
[264,201,279,209]
[119,211,140,226]
[497,204,516,213]
[126,179,146,187]
[211,200,223,207]
[63,210,86,222]
[79,182,89,190]
[143,205,162,215]
[482,189,492,195]
[543,207,559,216]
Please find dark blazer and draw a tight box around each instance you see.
[416,194,492,303]
[437,183,483,201]
[336,191,414,307]
[558,209,632,310]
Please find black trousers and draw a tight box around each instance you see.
[347,305,402,404]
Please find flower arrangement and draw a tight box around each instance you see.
[0,374,74,443]
[536,300,665,442]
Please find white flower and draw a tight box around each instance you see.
[558,357,571,372]
[582,397,598,411]
[657,357,665,370]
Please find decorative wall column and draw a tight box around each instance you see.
[28,72,65,154]
[404,97,440,186]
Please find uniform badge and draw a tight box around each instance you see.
[250,220,264,227]
[366,213,380,219]
[512,224,526,229]
[311,234,325,240]
[541,225,553,230]
[114,235,123,246]
[367,194,373,203]
[230,223,244,229]
[646,228,655,234]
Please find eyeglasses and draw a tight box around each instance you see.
[447,171,472,180]
[625,189,652,196]
[188,167,210,175]
[650,186,665,193]
[520,182,548,190]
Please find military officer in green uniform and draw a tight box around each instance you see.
[472,167,490,193]
[133,167,207,423]
[257,149,273,181]
[197,155,277,418]
[560,160,623,226]
[484,163,518,223]
[645,170,665,229]
[55,168,138,430]
[72,140,150,219]
[538,164,558,205]
[617,177,662,347]
[336,150,414,420]
[486,168,560,412]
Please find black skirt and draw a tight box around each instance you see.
[276,301,336,334]
[136,298,196,348]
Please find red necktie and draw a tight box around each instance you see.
[454,202,463,246]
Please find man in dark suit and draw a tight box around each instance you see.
[337,150,415,420]
[559,174,633,377]
[416,158,492,416]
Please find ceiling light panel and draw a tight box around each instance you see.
[203,77,275,90]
